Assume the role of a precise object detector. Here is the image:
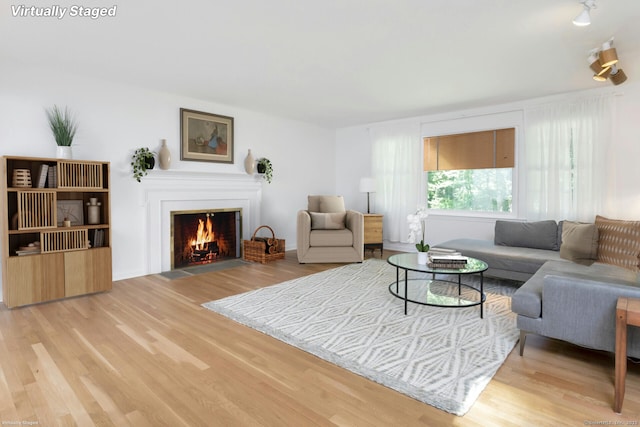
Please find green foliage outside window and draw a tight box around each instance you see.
[427,168,513,212]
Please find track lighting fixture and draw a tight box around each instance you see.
[573,0,596,26]
[586,38,627,85]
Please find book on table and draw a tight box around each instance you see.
[429,254,468,264]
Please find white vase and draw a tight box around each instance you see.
[417,252,428,265]
[159,139,171,170]
[56,146,72,159]
[244,149,255,174]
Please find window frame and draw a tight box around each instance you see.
[419,113,522,219]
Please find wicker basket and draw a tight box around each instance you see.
[243,225,285,263]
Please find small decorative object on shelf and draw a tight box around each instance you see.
[257,157,273,183]
[12,169,32,188]
[158,139,171,170]
[46,105,77,159]
[131,147,155,182]
[244,149,255,174]
[87,197,101,224]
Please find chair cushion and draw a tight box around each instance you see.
[596,215,640,272]
[310,229,353,247]
[560,221,599,265]
[310,212,346,230]
[308,195,345,213]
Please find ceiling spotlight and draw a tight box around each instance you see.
[573,0,596,26]
[592,67,611,81]
[588,49,602,73]
[600,37,618,67]
[610,65,627,86]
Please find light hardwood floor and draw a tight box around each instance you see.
[0,250,638,426]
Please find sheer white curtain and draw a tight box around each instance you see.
[370,123,422,243]
[524,96,613,222]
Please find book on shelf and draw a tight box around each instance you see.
[93,229,104,248]
[47,165,57,188]
[36,164,49,188]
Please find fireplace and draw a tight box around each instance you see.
[141,170,261,275]
[171,208,241,269]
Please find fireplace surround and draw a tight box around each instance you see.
[142,171,262,273]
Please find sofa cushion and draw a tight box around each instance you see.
[495,220,559,251]
[310,229,353,247]
[560,221,599,265]
[436,238,562,277]
[308,195,345,213]
[595,215,640,272]
[310,212,346,230]
[512,260,639,320]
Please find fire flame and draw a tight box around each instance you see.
[191,216,214,249]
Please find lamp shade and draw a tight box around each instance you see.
[572,8,591,26]
[359,177,376,193]
[610,68,627,85]
[600,48,618,68]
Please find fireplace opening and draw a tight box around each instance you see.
[171,208,241,269]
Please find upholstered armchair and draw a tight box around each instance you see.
[297,195,364,263]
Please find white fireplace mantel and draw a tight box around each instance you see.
[141,171,262,273]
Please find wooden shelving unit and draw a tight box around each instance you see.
[1,156,112,308]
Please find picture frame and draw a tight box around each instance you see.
[57,200,84,226]
[180,108,234,164]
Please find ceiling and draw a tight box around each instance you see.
[2,0,639,128]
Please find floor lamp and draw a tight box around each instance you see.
[359,177,376,214]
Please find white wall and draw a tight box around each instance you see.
[336,82,640,249]
[0,65,336,292]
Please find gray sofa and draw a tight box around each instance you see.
[437,219,640,358]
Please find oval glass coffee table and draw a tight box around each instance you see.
[387,253,488,318]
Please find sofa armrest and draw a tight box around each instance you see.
[297,210,311,259]
[542,274,640,352]
[346,210,364,257]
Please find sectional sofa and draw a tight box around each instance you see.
[437,217,640,358]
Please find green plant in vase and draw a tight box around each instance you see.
[131,147,156,182]
[257,157,273,184]
[46,105,78,147]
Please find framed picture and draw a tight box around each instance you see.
[180,108,234,164]
[57,200,84,226]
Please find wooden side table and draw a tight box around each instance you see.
[615,297,640,413]
[363,214,383,257]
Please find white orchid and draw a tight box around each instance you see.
[407,206,429,252]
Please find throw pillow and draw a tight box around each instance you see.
[494,220,559,250]
[559,221,599,265]
[308,195,346,213]
[595,215,640,272]
[310,212,346,230]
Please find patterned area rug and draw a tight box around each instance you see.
[202,258,519,416]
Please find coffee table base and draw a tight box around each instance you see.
[389,271,486,318]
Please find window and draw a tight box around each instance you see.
[424,128,515,213]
